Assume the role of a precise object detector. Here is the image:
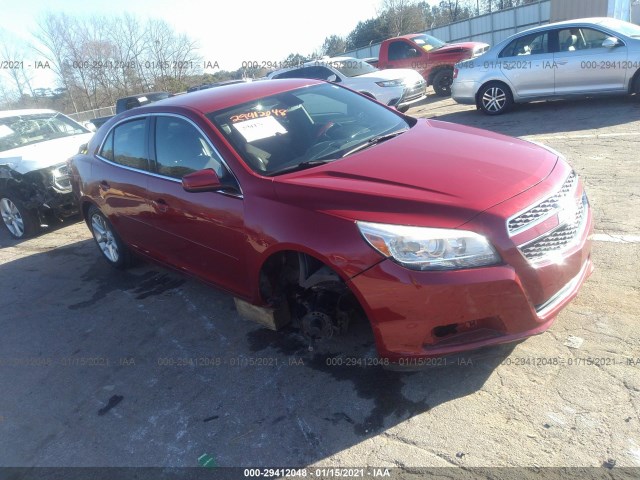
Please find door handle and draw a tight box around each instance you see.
[99,180,110,191]
[154,198,169,213]
[556,60,568,65]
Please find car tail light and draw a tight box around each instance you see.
[453,68,459,79]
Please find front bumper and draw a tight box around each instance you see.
[396,81,427,109]
[38,189,78,219]
[347,168,594,361]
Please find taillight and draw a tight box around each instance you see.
[453,68,459,79]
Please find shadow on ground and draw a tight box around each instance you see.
[415,94,640,138]
[0,236,515,467]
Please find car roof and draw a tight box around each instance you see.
[0,109,58,119]
[517,17,624,35]
[140,78,324,114]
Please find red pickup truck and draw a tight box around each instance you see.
[374,34,489,96]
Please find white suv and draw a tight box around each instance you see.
[268,56,426,112]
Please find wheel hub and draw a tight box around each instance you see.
[91,214,119,263]
[0,198,25,237]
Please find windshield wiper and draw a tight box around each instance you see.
[265,159,334,176]
[341,128,408,158]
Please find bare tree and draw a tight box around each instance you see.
[0,30,36,103]
[379,0,430,36]
[33,13,79,112]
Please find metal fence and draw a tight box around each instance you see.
[343,0,551,60]
[67,106,116,124]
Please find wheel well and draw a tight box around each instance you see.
[81,200,99,227]
[630,68,640,94]
[428,65,454,86]
[259,251,344,303]
[475,80,512,107]
[258,250,367,338]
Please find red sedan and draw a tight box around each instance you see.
[69,79,593,361]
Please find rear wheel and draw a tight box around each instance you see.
[87,205,132,269]
[477,82,513,115]
[0,196,38,239]
[432,68,454,97]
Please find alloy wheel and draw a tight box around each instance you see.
[0,198,25,238]
[482,87,507,113]
[91,213,119,263]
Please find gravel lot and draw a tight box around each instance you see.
[0,93,638,475]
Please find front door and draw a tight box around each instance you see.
[554,26,628,94]
[145,115,248,297]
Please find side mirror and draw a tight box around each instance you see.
[602,37,620,48]
[83,121,96,132]
[326,74,339,83]
[408,48,420,58]
[182,168,222,193]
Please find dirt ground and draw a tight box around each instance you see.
[0,92,638,475]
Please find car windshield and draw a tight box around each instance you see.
[411,34,447,51]
[599,18,640,37]
[0,112,89,152]
[207,83,413,176]
[325,59,379,77]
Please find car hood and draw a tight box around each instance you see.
[273,119,557,228]
[355,69,425,84]
[432,41,489,55]
[0,133,93,174]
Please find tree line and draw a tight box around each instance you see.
[0,0,541,114]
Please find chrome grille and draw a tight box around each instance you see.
[403,80,426,102]
[519,192,588,262]
[508,171,577,235]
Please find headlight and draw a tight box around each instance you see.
[51,163,72,192]
[376,79,403,87]
[357,221,500,271]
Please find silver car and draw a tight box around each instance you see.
[452,17,640,114]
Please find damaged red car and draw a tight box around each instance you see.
[69,79,593,361]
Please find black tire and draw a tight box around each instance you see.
[87,205,132,269]
[477,82,513,115]
[432,68,454,97]
[633,73,640,95]
[0,195,39,239]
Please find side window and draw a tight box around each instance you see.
[100,131,114,161]
[500,32,549,57]
[273,68,303,79]
[107,119,148,170]
[155,116,229,181]
[558,28,612,52]
[388,41,413,61]
[274,66,335,81]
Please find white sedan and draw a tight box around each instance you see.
[268,56,426,112]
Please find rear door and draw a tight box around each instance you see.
[554,26,628,94]
[93,117,157,251]
[145,114,248,296]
